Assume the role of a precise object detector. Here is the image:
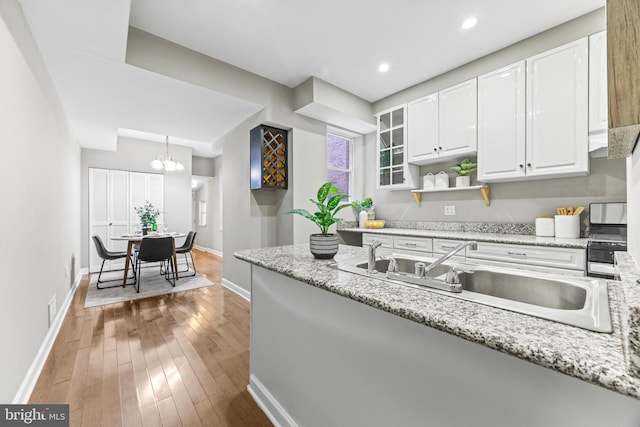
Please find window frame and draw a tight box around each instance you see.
[327,130,355,201]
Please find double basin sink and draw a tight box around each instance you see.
[331,254,612,333]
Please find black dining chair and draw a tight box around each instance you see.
[92,235,136,289]
[134,236,175,293]
[176,231,197,277]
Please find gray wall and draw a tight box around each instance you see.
[365,7,623,229]
[192,155,215,177]
[80,137,193,267]
[0,0,82,402]
[628,150,640,263]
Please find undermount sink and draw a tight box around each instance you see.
[330,254,612,333]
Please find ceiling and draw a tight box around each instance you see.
[18,0,604,156]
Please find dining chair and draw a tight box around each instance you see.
[176,231,197,277]
[92,235,136,289]
[134,236,175,292]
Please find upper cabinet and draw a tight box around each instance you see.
[478,38,589,182]
[589,31,608,155]
[407,79,477,165]
[525,38,589,179]
[376,104,419,190]
[439,79,478,159]
[477,61,526,182]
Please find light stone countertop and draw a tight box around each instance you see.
[339,227,589,249]
[236,243,640,400]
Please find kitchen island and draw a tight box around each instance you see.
[236,244,640,427]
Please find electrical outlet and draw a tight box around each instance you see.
[444,205,456,216]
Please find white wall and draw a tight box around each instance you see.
[80,137,192,267]
[0,0,81,402]
[194,161,223,254]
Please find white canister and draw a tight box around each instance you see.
[554,215,580,238]
[435,171,449,189]
[359,210,368,228]
[422,173,435,190]
[535,217,555,237]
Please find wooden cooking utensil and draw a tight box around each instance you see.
[573,206,585,216]
[566,207,574,215]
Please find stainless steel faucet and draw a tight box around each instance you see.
[367,240,383,274]
[422,241,478,276]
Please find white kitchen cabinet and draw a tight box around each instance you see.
[467,242,586,274]
[588,30,608,155]
[362,233,393,249]
[376,104,419,190]
[477,61,526,182]
[439,78,478,159]
[407,93,439,164]
[393,236,433,253]
[407,79,477,166]
[526,38,589,179]
[433,238,467,260]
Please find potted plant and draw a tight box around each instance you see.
[134,201,161,235]
[451,159,477,187]
[352,198,373,228]
[286,182,351,259]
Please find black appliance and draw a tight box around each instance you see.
[587,202,627,279]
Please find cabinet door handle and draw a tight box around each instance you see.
[519,164,524,168]
[508,251,527,257]
[527,163,532,167]
[433,148,438,152]
[438,146,443,151]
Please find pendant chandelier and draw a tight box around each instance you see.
[151,136,184,172]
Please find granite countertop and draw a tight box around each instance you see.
[236,243,640,400]
[340,227,589,249]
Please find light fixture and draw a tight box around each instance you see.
[151,136,184,172]
[461,17,477,29]
[378,63,390,73]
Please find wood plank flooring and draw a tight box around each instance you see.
[29,249,273,427]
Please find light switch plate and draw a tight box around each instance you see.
[444,205,456,216]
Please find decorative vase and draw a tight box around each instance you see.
[455,175,471,187]
[309,234,339,259]
[359,210,368,228]
[142,227,149,236]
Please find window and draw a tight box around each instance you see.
[198,200,207,226]
[327,132,353,199]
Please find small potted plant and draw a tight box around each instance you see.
[451,159,477,187]
[286,182,351,259]
[352,197,373,228]
[134,201,161,235]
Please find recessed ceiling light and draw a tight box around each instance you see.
[461,17,477,29]
[378,63,390,73]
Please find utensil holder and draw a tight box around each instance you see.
[554,215,580,238]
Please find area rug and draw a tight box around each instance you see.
[85,267,214,308]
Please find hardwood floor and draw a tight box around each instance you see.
[29,249,273,427]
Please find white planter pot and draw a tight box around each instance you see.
[455,175,471,187]
[309,234,339,259]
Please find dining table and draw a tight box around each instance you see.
[110,232,187,287]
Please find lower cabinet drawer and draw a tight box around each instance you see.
[433,239,467,259]
[362,233,393,249]
[467,242,586,272]
[394,236,433,253]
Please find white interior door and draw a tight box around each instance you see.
[89,168,109,273]
[148,173,164,230]
[129,171,164,230]
[109,170,129,268]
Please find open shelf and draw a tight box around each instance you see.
[411,185,490,207]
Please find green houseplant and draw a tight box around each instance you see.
[451,159,477,187]
[286,182,351,258]
[134,201,161,234]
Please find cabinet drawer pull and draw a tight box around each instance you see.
[441,245,457,250]
[508,251,527,257]
[404,242,417,246]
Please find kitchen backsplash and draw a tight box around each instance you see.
[339,220,537,235]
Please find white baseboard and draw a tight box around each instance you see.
[194,245,223,258]
[248,374,298,427]
[12,268,87,404]
[221,277,250,301]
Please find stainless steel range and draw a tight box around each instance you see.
[587,202,627,279]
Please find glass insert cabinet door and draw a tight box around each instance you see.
[377,105,407,188]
